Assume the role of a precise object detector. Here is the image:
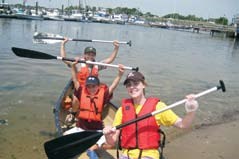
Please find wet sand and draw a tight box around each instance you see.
[164,119,239,159]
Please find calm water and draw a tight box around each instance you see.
[0,19,239,159]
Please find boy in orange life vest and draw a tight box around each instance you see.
[63,60,125,159]
[103,71,199,159]
[61,38,120,85]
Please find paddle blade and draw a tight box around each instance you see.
[44,131,103,159]
[219,80,226,92]
[33,38,62,44]
[12,47,57,60]
[33,32,64,44]
[127,40,132,47]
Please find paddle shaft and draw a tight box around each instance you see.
[115,81,225,130]
[58,56,138,71]
[34,36,132,46]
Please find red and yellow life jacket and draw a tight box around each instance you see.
[77,63,99,85]
[77,84,108,122]
[121,97,160,149]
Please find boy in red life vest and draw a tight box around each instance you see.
[64,60,125,159]
[61,38,120,85]
[103,71,199,159]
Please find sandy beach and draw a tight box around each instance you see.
[164,119,239,159]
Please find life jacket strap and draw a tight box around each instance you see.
[86,96,99,114]
[158,128,166,159]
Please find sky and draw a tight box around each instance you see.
[6,0,239,22]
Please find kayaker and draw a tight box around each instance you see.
[63,59,125,159]
[103,71,199,159]
[61,38,120,85]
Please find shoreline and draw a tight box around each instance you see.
[164,119,239,159]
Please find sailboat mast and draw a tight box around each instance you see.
[35,1,38,15]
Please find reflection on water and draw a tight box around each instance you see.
[1,19,239,159]
[232,38,239,53]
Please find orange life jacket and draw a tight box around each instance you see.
[77,63,99,85]
[121,97,160,149]
[77,84,108,122]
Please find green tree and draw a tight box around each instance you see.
[107,8,113,14]
[111,7,142,16]
[85,5,90,12]
[145,12,154,17]
[92,6,96,14]
[163,13,205,21]
[215,17,228,25]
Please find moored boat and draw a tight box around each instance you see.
[43,9,63,21]
[62,10,85,22]
[53,79,118,158]
[15,9,43,20]
[0,3,15,18]
[15,12,43,20]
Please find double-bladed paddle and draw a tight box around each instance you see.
[33,32,132,46]
[44,80,226,159]
[11,47,138,71]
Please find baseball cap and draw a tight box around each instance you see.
[84,46,96,54]
[123,71,145,85]
[86,76,100,85]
